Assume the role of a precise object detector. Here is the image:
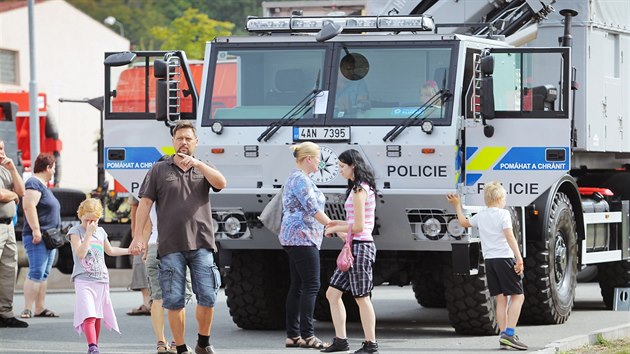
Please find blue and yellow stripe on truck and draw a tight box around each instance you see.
[105,146,174,170]
[465,146,569,186]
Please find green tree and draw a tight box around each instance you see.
[66,0,296,48]
[192,0,264,35]
[151,8,234,59]
[67,0,174,49]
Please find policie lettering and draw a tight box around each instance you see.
[387,165,447,178]
[477,182,539,195]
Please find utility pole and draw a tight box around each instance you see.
[28,0,40,160]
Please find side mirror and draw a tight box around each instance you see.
[155,59,178,121]
[480,55,494,76]
[104,52,136,67]
[154,60,168,79]
[479,55,496,138]
[156,80,179,122]
[480,77,495,120]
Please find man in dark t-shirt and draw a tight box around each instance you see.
[130,120,227,354]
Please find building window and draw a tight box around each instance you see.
[0,49,18,84]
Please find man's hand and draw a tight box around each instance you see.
[0,156,16,171]
[129,237,145,256]
[141,242,149,262]
[7,191,19,203]
[177,153,201,169]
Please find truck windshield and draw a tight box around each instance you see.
[331,45,452,122]
[208,47,326,122]
[203,42,454,126]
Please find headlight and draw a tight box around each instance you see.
[421,215,445,240]
[211,217,220,234]
[223,214,246,238]
[447,218,465,239]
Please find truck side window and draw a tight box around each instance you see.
[492,52,564,115]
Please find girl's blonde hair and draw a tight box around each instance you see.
[483,181,506,206]
[290,142,320,162]
[77,198,104,219]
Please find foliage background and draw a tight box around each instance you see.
[59,0,294,58]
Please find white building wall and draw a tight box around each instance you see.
[0,0,129,190]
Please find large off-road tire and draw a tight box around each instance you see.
[522,192,577,324]
[508,207,523,252]
[412,270,446,308]
[314,260,361,322]
[225,250,289,330]
[444,263,498,335]
[597,260,630,309]
[411,253,446,308]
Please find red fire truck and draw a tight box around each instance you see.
[0,91,62,179]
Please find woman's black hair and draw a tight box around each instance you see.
[338,149,376,197]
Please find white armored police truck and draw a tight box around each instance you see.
[102,0,630,335]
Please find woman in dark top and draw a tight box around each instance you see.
[20,153,61,318]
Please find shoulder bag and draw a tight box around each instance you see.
[258,185,284,234]
[42,228,64,250]
[336,224,354,272]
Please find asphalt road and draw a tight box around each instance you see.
[0,283,628,354]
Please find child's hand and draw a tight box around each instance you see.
[86,220,98,236]
[446,193,461,206]
[514,260,524,275]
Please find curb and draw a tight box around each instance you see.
[533,323,630,353]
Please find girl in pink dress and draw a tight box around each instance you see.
[67,198,131,354]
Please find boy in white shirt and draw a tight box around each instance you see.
[447,181,527,350]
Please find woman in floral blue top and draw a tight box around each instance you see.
[280,142,332,349]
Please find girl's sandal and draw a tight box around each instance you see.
[300,336,328,349]
[285,336,305,348]
[19,309,32,319]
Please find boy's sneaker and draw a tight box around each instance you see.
[354,341,379,354]
[321,337,350,352]
[500,333,528,350]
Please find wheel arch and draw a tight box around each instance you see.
[527,175,585,245]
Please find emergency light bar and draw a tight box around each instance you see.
[246,15,434,34]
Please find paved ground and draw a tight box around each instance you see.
[1,281,628,353]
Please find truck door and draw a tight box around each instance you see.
[463,47,571,207]
[103,51,199,196]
